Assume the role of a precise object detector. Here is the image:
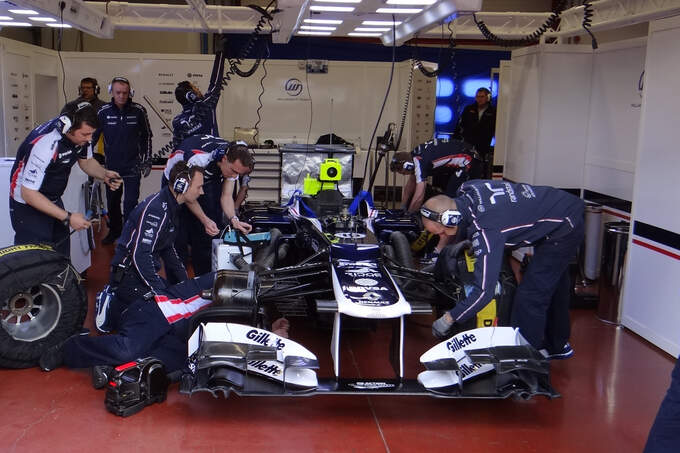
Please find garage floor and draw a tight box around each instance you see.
[0,229,674,453]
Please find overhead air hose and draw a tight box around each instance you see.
[472,0,568,47]
[149,4,277,160]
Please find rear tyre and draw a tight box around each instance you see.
[0,245,87,368]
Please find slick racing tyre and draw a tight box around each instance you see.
[0,245,87,368]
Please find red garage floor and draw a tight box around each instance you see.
[0,232,675,453]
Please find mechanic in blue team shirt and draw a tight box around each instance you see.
[97,162,205,333]
[172,51,226,148]
[422,180,584,359]
[9,102,121,257]
[93,76,153,245]
[391,138,473,256]
[162,135,254,275]
[391,138,474,214]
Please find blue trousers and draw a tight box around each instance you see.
[644,356,680,453]
[187,180,224,275]
[64,272,215,372]
[106,171,140,235]
[10,198,70,257]
[511,210,584,353]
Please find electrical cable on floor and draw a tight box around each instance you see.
[360,16,397,187]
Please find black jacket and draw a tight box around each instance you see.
[444,180,584,322]
[112,187,188,294]
[172,53,225,148]
[92,99,152,172]
[454,103,496,157]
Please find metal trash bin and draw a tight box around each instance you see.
[597,221,630,324]
[583,202,603,280]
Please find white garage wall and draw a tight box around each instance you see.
[503,48,540,184]
[584,38,646,201]
[622,15,680,357]
[0,37,61,157]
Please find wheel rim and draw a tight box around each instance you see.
[1,284,62,342]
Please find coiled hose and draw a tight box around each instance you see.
[581,1,598,49]
[394,59,414,151]
[472,0,568,47]
[150,4,276,160]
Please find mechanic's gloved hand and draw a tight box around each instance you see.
[432,312,454,339]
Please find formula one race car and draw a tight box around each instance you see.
[179,189,559,401]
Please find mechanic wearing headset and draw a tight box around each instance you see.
[453,87,496,179]
[95,162,204,333]
[391,138,473,256]
[9,103,121,257]
[172,51,226,148]
[62,77,106,114]
[422,180,584,359]
[92,76,153,245]
[162,135,254,276]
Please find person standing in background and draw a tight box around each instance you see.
[93,77,152,245]
[454,87,496,179]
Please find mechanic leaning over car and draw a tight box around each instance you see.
[8,102,122,257]
[391,138,473,256]
[97,162,205,333]
[172,50,226,148]
[162,135,254,275]
[422,180,584,359]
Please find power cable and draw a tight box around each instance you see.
[361,16,397,187]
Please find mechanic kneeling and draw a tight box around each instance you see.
[40,273,215,374]
[98,161,205,332]
[422,180,584,359]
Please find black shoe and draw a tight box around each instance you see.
[101,232,119,245]
[91,365,115,389]
[39,342,65,372]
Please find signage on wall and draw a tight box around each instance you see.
[285,78,303,96]
[276,77,309,101]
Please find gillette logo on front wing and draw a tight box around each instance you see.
[248,360,282,376]
[446,332,477,353]
[246,329,286,350]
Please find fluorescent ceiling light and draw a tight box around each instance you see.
[362,20,402,25]
[0,21,32,26]
[376,7,423,13]
[297,30,332,35]
[348,32,382,37]
[8,9,38,15]
[29,17,57,22]
[310,5,355,12]
[301,25,337,31]
[354,27,390,32]
[304,19,343,24]
[0,16,12,20]
[314,0,361,2]
[47,23,72,28]
[386,0,435,4]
